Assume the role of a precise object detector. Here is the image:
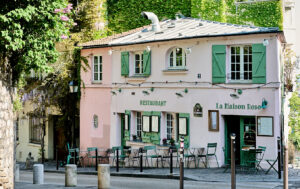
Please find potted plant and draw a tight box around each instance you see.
[169,138,175,146]
[132,135,137,141]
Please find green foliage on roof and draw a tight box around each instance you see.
[191,0,283,30]
[106,0,192,34]
[105,0,283,34]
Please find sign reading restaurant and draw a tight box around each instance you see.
[216,103,264,110]
[140,100,167,106]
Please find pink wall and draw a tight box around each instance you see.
[80,48,112,152]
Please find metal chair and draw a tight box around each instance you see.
[184,148,197,168]
[162,146,179,168]
[87,147,97,167]
[198,143,219,168]
[144,146,162,167]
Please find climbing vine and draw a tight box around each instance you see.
[106,0,191,34]
[191,0,282,29]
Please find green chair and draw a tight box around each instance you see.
[67,143,81,165]
[184,148,197,168]
[111,146,130,167]
[257,146,266,171]
[144,146,162,167]
[198,143,219,168]
[162,146,179,168]
[87,147,97,167]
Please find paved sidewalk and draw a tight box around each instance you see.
[18,161,297,183]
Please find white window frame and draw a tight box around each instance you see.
[93,55,102,82]
[134,52,144,75]
[227,45,252,83]
[168,47,186,69]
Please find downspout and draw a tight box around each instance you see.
[141,12,160,32]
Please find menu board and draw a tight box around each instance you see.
[257,117,273,136]
[151,116,159,132]
[179,118,187,135]
[142,116,150,132]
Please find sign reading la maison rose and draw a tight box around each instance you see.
[216,103,263,110]
[140,100,167,106]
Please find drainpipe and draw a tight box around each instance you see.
[141,12,160,32]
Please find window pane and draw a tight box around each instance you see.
[244,55,248,62]
[236,55,240,63]
[94,64,98,72]
[231,47,235,54]
[231,72,235,80]
[135,54,140,61]
[249,64,252,71]
[236,73,240,80]
[231,55,235,62]
[244,47,248,54]
[236,47,240,54]
[232,64,236,71]
[236,64,240,71]
[249,54,252,62]
[94,73,98,81]
[94,56,98,64]
[170,51,173,67]
[100,56,102,63]
[244,64,248,71]
[244,73,248,80]
[99,73,102,81]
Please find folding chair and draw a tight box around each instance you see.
[87,147,97,167]
[144,146,162,167]
[265,157,278,174]
[198,143,219,168]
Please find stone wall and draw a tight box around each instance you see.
[0,80,14,189]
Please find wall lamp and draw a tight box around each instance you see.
[230,93,239,98]
[263,39,269,46]
[142,87,154,95]
[175,88,188,97]
[146,46,151,52]
[261,98,268,109]
[185,47,192,54]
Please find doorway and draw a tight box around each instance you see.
[224,116,256,165]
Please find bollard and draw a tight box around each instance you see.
[15,164,20,182]
[231,133,236,189]
[140,147,143,172]
[277,137,281,179]
[96,148,98,171]
[116,148,119,172]
[170,148,173,174]
[179,136,184,189]
[98,164,110,189]
[33,164,44,184]
[56,149,59,170]
[65,164,77,187]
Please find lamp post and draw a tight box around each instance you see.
[69,81,78,149]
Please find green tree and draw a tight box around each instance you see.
[289,88,300,149]
[0,0,73,83]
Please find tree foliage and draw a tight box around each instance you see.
[0,0,74,84]
[289,87,300,149]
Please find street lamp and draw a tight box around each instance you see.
[69,80,78,149]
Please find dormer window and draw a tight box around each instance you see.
[169,47,186,69]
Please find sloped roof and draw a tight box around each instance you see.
[81,18,281,49]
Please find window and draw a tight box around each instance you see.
[169,47,186,69]
[134,52,144,74]
[136,112,142,138]
[29,116,42,144]
[93,55,102,82]
[208,110,219,132]
[166,113,174,140]
[93,115,98,128]
[230,46,252,81]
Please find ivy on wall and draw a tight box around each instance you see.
[191,0,283,30]
[106,0,191,34]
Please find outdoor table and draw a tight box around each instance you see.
[265,157,278,174]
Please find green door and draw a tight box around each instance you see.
[225,116,256,165]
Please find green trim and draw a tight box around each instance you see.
[151,111,161,116]
[212,45,226,84]
[125,110,131,115]
[142,111,152,116]
[179,113,190,118]
[121,51,129,76]
[143,50,151,76]
[178,113,190,147]
[252,43,266,84]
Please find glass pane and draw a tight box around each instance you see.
[99,74,102,81]
[231,55,235,62]
[94,56,98,64]
[100,56,102,63]
[232,64,236,71]
[244,64,248,71]
[249,64,252,71]
[249,47,252,54]
[236,73,240,80]
[244,73,248,80]
[231,72,235,80]
[231,47,235,54]
[244,47,248,54]
[249,73,252,79]
[94,73,98,81]
[249,55,252,62]
[100,65,102,72]
[236,47,240,54]
[236,64,240,71]
[135,54,140,61]
[170,52,173,67]
[236,55,240,63]
[94,64,98,71]
[244,55,248,62]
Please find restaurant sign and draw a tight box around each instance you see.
[140,100,167,106]
[216,103,263,110]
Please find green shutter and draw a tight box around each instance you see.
[179,113,190,147]
[143,50,151,76]
[212,45,226,84]
[252,44,266,84]
[121,52,129,76]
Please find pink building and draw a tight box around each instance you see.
[80,14,286,168]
